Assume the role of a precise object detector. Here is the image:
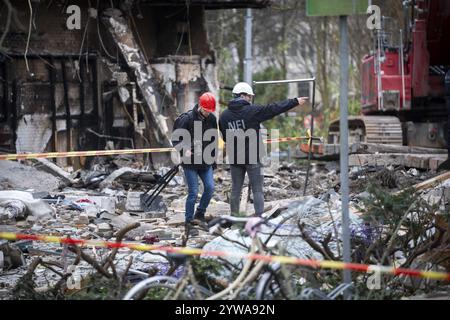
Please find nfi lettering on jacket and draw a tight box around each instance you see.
[227,120,246,131]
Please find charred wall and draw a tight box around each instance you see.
[0,0,219,168]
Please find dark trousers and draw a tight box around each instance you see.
[184,166,215,223]
[230,164,264,216]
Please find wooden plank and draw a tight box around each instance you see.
[429,157,448,172]
[404,154,430,170]
[359,143,447,155]
[349,153,447,170]
[413,172,450,192]
[349,154,407,167]
[307,143,446,158]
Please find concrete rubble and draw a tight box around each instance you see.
[0,156,449,300]
[0,160,62,192]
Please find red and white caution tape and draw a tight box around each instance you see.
[0,232,449,282]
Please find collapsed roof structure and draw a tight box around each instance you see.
[0,0,271,167]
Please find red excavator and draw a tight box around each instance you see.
[328,0,450,157]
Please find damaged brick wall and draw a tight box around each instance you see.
[0,0,222,168]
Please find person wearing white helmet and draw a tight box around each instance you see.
[232,82,255,97]
[219,82,309,217]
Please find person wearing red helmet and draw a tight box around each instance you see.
[172,92,218,236]
[199,92,216,113]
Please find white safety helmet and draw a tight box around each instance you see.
[232,82,255,96]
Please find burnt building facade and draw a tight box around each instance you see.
[0,0,269,167]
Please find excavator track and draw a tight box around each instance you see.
[328,116,403,145]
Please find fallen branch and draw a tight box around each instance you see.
[298,222,336,261]
[121,256,134,284]
[102,222,140,271]
[69,245,112,279]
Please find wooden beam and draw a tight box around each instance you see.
[60,59,72,165]
[359,143,447,155]
[47,58,57,153]
[78,58,85,139]
[349,153,447,170]
[413,172,450,192]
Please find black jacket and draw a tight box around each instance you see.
[172,104,218,170]
[219,98,299,165]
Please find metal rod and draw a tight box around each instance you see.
[253,76,316,195]
[254,78,316,85]
[303,80,316,196]
[339,15,352,296]
[86,128,134,149]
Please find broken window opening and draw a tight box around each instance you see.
[176,22,190,55]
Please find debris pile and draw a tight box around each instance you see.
[0,157,449,300]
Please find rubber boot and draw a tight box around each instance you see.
[192,208,207,228]
[184,222,199,237]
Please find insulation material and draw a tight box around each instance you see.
[152,63,176,94]
[15,114,52,154]
[177,63,202,84]
[0,200,27,222]
[0,191,54,220]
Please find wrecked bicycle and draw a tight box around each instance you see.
[123,216,262,300]
[123,215,353,300]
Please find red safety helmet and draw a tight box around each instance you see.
[199,92,216,112]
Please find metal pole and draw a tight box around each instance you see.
[339,15,352,294]
[303,80,316,196]
[244,8,253,84]
[254,78,315,85]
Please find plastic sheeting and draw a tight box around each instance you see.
[202,194,362,265]
[0,191,54,221]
